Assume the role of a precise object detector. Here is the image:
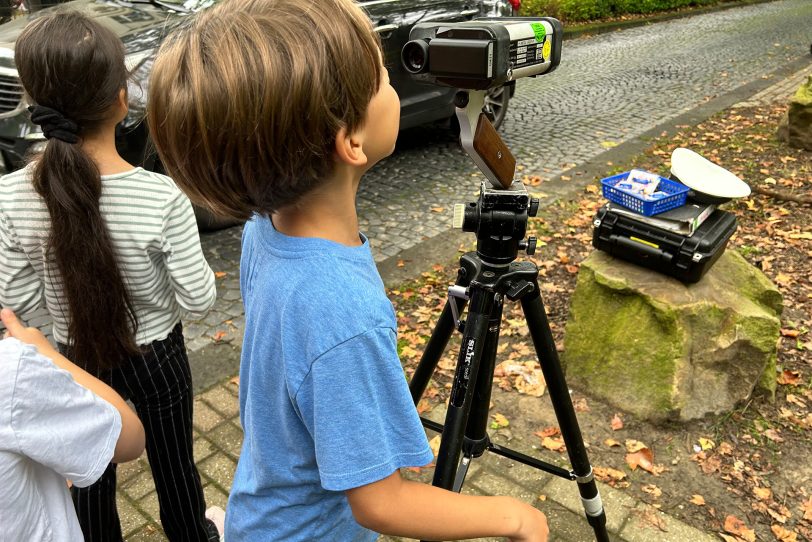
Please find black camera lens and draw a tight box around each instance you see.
[401,40,430,74]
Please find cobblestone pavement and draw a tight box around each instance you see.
[188,0,812,353]
[117,378,720,542]
[113,32,812,542]
[9,2,811,350]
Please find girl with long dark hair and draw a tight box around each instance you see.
[0,11,220,541]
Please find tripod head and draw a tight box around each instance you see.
[452,89,541,266]
[454,181,540,265]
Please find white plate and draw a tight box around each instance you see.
[670,148,751,198]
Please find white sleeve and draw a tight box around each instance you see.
[9,341,122,488]
[161,191,217,315]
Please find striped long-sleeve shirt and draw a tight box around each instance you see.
[0,165,216,346]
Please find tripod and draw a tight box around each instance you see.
[407,92,609,542]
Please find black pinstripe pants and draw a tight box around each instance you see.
[60,323,218,542]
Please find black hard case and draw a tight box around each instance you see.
[592,205,737,283]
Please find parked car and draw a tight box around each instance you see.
[0,0,516,229]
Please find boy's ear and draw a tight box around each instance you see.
[118,88,128,110]
[334,126,368,168]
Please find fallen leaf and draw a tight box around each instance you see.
[214,271,228,279]
[593,466,627,483]
[724,515,756,542]
[574,398,590,412]
[777,369,802,385]
[541,436,566,452]
[698,437,715,451]
[212,330,227,342]
[753,486,772,500]
[491,413,510,429]
[604,438,622,448]
[764,428,784,443]
[535,427,560,438]
[642,484,662,498]
[689,495,706,506]
[396,259,406,268]
[634,508,667,531]
[417,399,433,415]
[771,525,798,542]
[428,435,442,457]
[229,376,240,386]
[626,448,663,475]
[611,414,624,431]
[625,439,648,453]
[430,207,444,213]
[801,497,812,521]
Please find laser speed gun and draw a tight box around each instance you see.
[401,17,562,91]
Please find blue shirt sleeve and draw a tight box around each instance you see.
[295,326,434,492]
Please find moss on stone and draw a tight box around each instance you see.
[564,250,781,421]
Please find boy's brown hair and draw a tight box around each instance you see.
[147,0,382,220]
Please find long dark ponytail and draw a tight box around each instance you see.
[15,12,139,370]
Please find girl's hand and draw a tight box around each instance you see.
[1,308,53,354]
[509,502,549,542]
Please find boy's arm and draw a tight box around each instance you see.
[346,470,549,541]
[1,308,145,463]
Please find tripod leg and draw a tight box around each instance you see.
[521,287,610,542]
[409,260,475,405]
[452,295,504,492]
[409,299,458,405]
[464,295,504,447]
[433,287,495,489]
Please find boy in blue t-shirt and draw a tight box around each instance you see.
[148,0,549,540]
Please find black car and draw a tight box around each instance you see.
[0,0,515,228]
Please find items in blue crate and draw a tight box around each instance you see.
[601,169,689,216]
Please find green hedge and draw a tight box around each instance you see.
[521,0,722,22]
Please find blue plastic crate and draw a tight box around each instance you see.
[600,171,689,216]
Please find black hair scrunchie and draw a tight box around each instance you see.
[28,105,80,145]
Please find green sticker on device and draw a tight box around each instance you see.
[530,22,546,42]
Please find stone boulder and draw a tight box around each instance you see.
[562,250,782,422]
[777,75,812,151]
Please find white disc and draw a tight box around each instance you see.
[670,148,751,198]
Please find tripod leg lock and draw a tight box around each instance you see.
[581,493,605,518]
[574,467,594,484]
[448,285,469,328]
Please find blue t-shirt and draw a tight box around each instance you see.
[225,216,433,541]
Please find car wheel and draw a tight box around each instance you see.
[482,84,510,130]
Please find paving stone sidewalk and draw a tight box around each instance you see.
[117,377,718,542]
